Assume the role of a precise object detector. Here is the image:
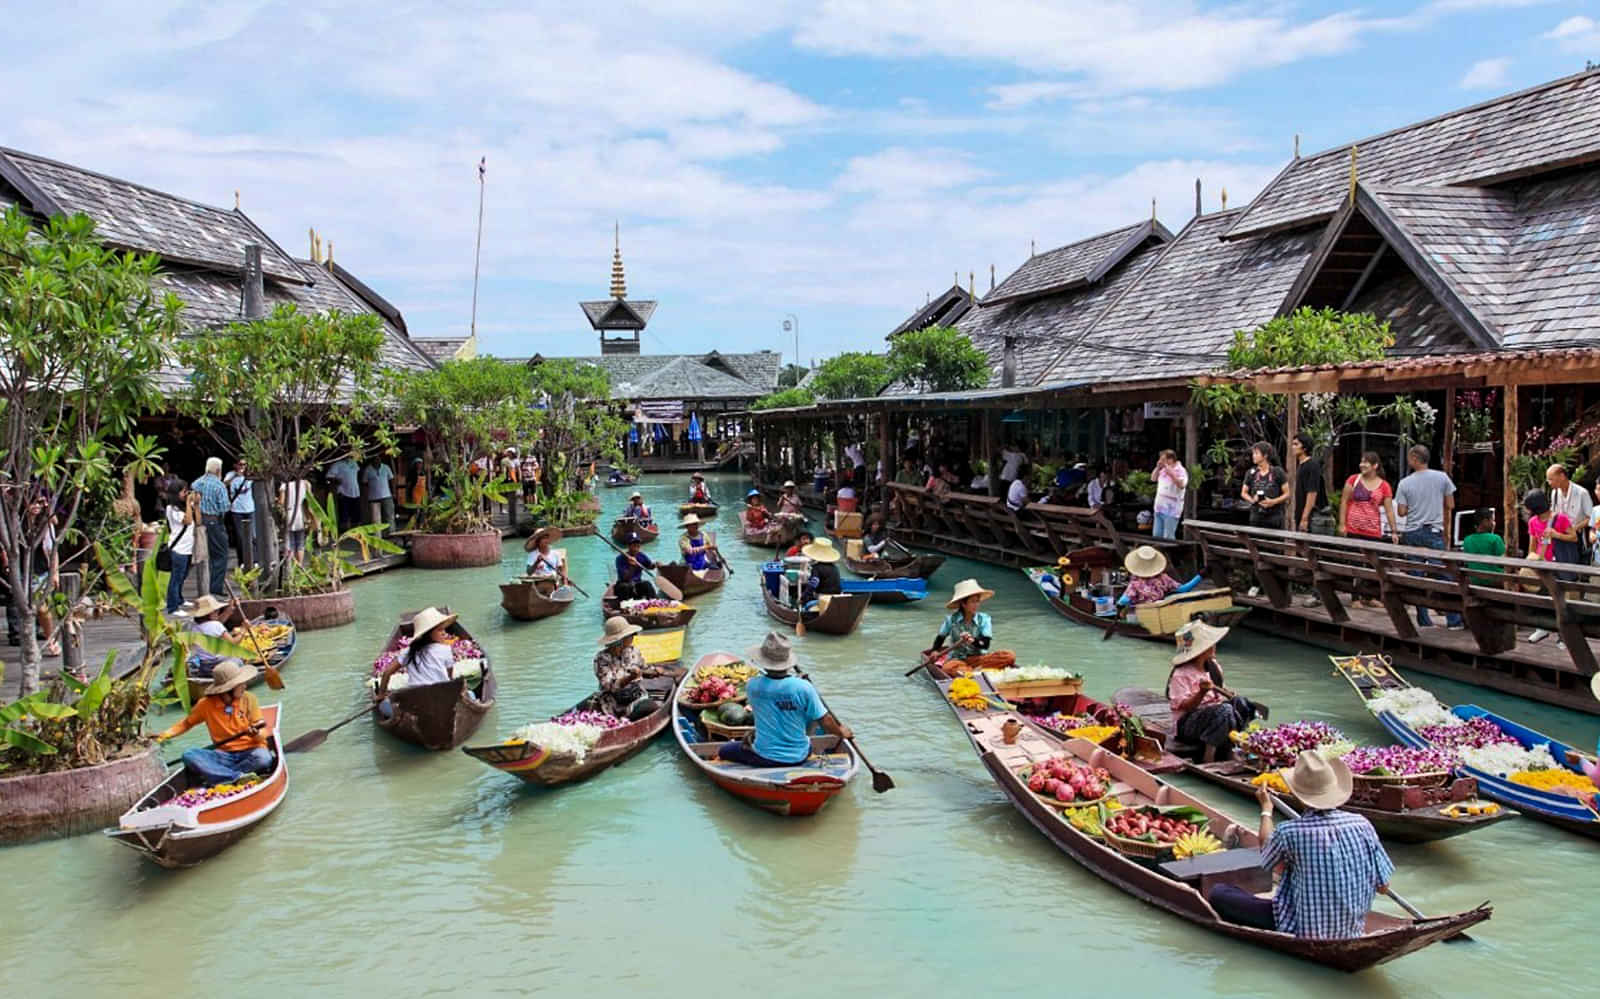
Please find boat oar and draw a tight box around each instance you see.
[905,648,944,677]
[564,577,591,599]
[799,670,891,793]
[281,703,372,754]
[598,534,684,602]
[162,723,267,767]
[1267,792,1473,943]
[225,581,284,690]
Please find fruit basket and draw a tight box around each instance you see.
[1100,805,1213,861]
[1016,756,1113,809]
[679,675,745,711]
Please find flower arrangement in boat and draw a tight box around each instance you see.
[621,598,690,615]
[985,664,1084,684]
[1034,713,1096,736]
[1234,721,1349,768]
[1251,771,1290,793]
[550,709,628,730]
[1064,725,1118,743]
[1365,688,1461,729]
[167,775,262,809]
[1340,745,1457,778]
[1019,755,1112,804]
[1417,716,1512,751]
[946,677,999,711]
[507,721,611,762]
[1507,769,1598,793]
[1457,741,1560,777]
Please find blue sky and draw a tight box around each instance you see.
[5,1,1598,365]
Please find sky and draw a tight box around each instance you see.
[4,1,1598,365]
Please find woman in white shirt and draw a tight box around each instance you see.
[375,607,459,705]
[164,485,198,613]
[279,478,312,564]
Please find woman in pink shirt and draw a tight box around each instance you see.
[1165,620,1265,762]
[1524,489,1574,562]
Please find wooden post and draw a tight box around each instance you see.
[1442,386,1457,482]
[1503,382,1520,553]
[878,413,892,515]
[1183,399,1199,519]
[60,571,82,672]
[983,409,999,498]
[1284,392,1300,530]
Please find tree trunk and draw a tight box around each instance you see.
[17,625,40,698]
[255,477,280,593]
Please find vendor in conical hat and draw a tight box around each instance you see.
[928,578,1015,678]
[1116,545,1205,610]
[687,472,712,505]
[592,616,660,719]
[524,526,567,583]
[799,538,843,604]
[156,659,272,786]
[678,513,719,571]
[1164,619,1264,761]
[776,479,804,517]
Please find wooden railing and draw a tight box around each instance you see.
[1184,519,1600,675]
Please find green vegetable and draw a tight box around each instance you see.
[719,702,749,726]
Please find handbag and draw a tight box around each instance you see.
[156,521,190,573]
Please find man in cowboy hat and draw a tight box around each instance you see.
[614,533,656,600]
[716,633,852,768]
[679,513,719,571]
[593,616,663,719]
[624,490,652,526]
[1208,750,1395,939]
[156,659,272,785]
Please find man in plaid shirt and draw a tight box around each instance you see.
[1209,751,1395,939]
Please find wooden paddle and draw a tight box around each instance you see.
[282,702,372,754]
[798,669,891,792]
[224,581,284,690]
[162,721,266,767]
[905,647,946,677]
[1267,792,1472,942]
[598,534,684,602]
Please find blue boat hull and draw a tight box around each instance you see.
[839,578,927,604]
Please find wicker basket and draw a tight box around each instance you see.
[679,693,745,712]
[1016,765,1112,810]
[1101,809,1210,860]
[701,709,754,740]
[1351,769,1453,789]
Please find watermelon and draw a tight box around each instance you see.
[719,702,748,726]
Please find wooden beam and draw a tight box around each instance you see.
[1183,400,1199,519]
[1503,381,1519,554]
[1284,393,1300,531]
[1441,386,1456,481]
[1339,243,1387,311]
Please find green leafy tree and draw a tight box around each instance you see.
[777,363,808,388]
[176,304,392,592]
[886,325,989,393]
[0,208,182,697]
[809,352,891,400]
[522,360,628,526]
[752,387,817,411]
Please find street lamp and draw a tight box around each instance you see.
[782,313,799,376]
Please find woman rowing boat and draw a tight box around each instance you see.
[929,578,1015,677]
[523,526,568,583]
[1165,620,1264,761]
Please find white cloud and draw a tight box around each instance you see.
[986,81,1086,109]
[1459,57,1512,88]
[1545,15,1600,52]
[835,148,988,194]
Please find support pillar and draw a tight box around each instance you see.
[1284,392,1300,530]
[1442,386,1457,482]
[1183,400,1199,519]
[1503,382,1520,553]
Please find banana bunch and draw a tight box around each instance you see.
[695,662,758,684]
[228,623,293,647]
[1173,830,1223,859]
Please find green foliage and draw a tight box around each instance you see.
[752,387,817,411]
[808,352,891,400]
[1222,307,1393,371]
[0,207,182,697]
[523,360,627,497]
[886,325,989,393]
[777,363,808,388]
[1119,470,1158,502]
[285,492,403,594]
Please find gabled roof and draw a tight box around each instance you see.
[622,355,761,399]
[289,259,437,371]
[1037,210,1321,385]
[580,298,657,330]
[887,285,974,338]
[0,146,309,284]
[326,260,407,335]
[985,220,1173,306]
[1226,69,1600,240]
[515,350,781,399]
[411,337,474,362]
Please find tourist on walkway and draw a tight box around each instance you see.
[362,455,396,530]
[1164,620,1261,762]
[1524,488,1575,644]
[1289,433,1323,533]
[1395,445,1461,629]
[163,484,197,614]
[1005,474,1030,512]
[21,493,61,655]
[1461,509,1505,587]
[1208,750,1394,939]
[1086,466,1114,511]
[1151,450,1188,540]
[191,457,231,598]
[1546,463,1591,566]
[716,633,851,768]
[592,616,659,720]
[278,475,312,566]
[1242,442,1289,529]
[1338,451,1399,548]
[930,577,1016,676]
[156,660,272,786]
[613,534,656,600]
[224,458,255,570]
[999,444,1027,494]
[327,455,362,532]
[523,526,567,583]
[845,440,866,484]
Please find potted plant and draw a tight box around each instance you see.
[232,493,401,629]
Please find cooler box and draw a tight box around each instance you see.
[762,562,784,597]
[836,496,859,513]
[1133,589,1233,634]
[845,539,864,559]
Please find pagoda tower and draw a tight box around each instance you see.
[580,224,656,355]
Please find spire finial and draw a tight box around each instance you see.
[234,189,240,210]
[1294,133,1301,159]
[1348,145,1359,203]
[1221,187,1228,210]
[1151,197,1157,222]
[610,222,627,299]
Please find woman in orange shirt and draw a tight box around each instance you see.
[156,660,272,785]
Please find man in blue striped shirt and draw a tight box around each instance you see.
[191,457,231,599]
[1208,751,1394,939]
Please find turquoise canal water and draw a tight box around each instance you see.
[3,473,1596,997]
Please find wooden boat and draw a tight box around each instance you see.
[104,704,288,868]
[927,668,1491,972]
[840,577,927,604]
[759,580,870,635]
[844,550,945,580]
[635,627,686,667]
[738,519,798,548]
[679,502,719,518]
[499,577,577,620]
[672,653,859,816]
[1025,566,1249,643]
[371,610,497,751]
[182,612,297,704]
[461,670,683,787]
[611,516,660,543]
[1115,686,1274,763]
[603,474,638,488]
[600,584,697,629]
[1334,654,1600,840]
[1181,756,1513,844]
[657,562,726,598]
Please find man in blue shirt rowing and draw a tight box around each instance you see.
[717,633,852,768]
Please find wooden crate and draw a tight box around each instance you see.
[1132,590,1234,635]
[988,676,1084,701]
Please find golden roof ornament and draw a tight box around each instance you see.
[610,222,627,299]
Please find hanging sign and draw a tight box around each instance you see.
[1142,402,1185,420]
[636,399,684,421]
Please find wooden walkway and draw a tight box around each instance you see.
[0,614,144,702]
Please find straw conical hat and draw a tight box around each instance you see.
[1123,545,1168,579]
[945,578,994,610]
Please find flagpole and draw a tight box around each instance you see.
[470,156,486,341]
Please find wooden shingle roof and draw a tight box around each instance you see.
[985,220,1172,305]
[888,285,973,338]
[1226,69,1600,241]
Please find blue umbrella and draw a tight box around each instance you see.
[687,413,703,443]
[628,423,639,444]
[652,422,669,442]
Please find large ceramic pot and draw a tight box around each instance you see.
[410,530,502,569]
[236,589,356,631]
[0,743,166,845]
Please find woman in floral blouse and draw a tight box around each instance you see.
[592,616,659,719]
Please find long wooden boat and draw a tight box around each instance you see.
[672,653,859,816]
[657,562,726,598]
[1115,686,1274,763]
[182,612,297,704]
[499,577,577,620]
[1025,567,1249,643]
[927,668,1491,971]
[461,670,683,787]
[840,577,927,604]
[1334,654,1600,840]
[371,610,497,751]
[738,519,798,548]
[679,502,719,518]
[611,516,660,543]
[600,584,697,629]
[104,704,288,868]
[603,474,638,488]
[844,551,945,580]
[759,580,870,635]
